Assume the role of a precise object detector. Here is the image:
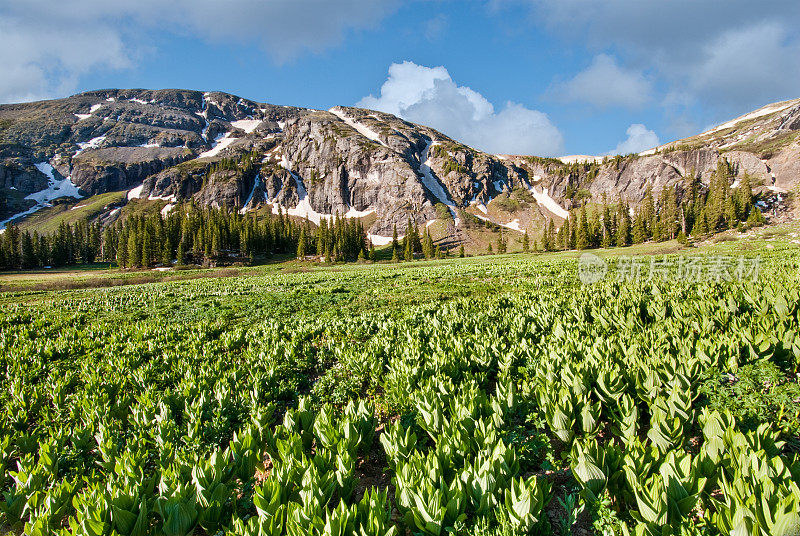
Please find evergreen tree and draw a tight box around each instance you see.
[522,231,530,253]
[20,231,36,269]
[423,230,434,259]
[404,232,413,261]
[576,206,589,250]
[297,227,307,258]
[459,244,465,258]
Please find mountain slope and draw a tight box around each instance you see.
[2,89,798,240]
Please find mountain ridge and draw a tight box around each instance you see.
[1,88,798,240]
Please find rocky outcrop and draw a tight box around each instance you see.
[70,147,193,195]
[1,89,798,234]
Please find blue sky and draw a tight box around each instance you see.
[2,1,799,156]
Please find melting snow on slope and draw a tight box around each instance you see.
[530,186,569,219]
[230,119,262,134]
[74,113,91,121]
[127,184,144,200]
[501,219,523,232]
[74,136,107,155]
[0,163,83,229]
[367,233,401,246]
[197,133,237,158]
[161,204,175,216]
[345,207,375,218]
[329,107,388,148]
[149,193,177,202]
[276,157,327,225]
[240,175,262,214]
[418,141,460,226]
[706,101,798,134]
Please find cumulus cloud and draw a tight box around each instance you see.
[685,22,800,110]
[608,124,659,155]
[549,54,652,109]
[513,0,800,117]
[358,61,564,156]
[0,0,398,103]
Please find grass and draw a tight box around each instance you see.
[17,191,126,234]
[3,221,798,295]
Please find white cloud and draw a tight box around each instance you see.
[358,61,564,156]
[685,22,800,110]
[608,124,659,155]
[0,0,398,103]
[524,0,800,113]
[550,54,652,109]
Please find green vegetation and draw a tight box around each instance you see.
[544,160,766,253]
[0,227,799,535]
[16,191,127,236]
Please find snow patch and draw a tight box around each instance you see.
[90,104,103,113]
[74,113,91,121]
[367,234,400,246]
[329,107,388,148]
[75,135,107,155]
[345,207,375,218]
[161,204,175,217]
[239,175,262,214]
[197,133,237,159]
[0,163,83,229]
[558,155,604,164]
[148,193,177,202]
[131,98,149,105]
[530,186,569,219]
[418,141,460,226]
[127,184,144,200]
[705,100,798,134]
[501,219,523,232]
[230,119,262,134]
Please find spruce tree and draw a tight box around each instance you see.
[576,206,589,250]
[522,232,529,253]
[297,227,307,258]
[459,244,465,258]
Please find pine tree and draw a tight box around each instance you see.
[20,231,36,269]
[141,231,152,267]
[297,227,307,258]
[368,244,375,262]
[632,213,646,244]
[423,230,434,259]
[522,232,529,253]
[576,206,589,250]
[391,247,399,263]
[404,233,413,261]
[176,241,186,266]
[459,244,465,258]
[616,203,631,247]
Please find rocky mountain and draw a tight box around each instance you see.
[1,89,798,241]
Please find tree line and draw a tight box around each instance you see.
[538,161,764,252]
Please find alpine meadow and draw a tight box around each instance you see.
[1,2,800,536]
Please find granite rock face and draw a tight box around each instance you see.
[2,89,798,233]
